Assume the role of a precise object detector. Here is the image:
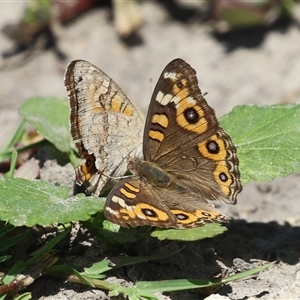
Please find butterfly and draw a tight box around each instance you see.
[65,58,242,229]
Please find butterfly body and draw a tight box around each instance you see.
[65,58,242,229]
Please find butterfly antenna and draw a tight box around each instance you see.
[100,172,134,180]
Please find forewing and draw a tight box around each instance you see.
[143,59,242,203]
[65,60,144,195]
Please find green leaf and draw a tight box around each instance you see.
[19,97,71,153]
[49,265,95,287]
[25,231,67,267]
[0,255,11,263]
[82,250,181,279]
[151,223,227,241]
[13,293,32,300]
[0,120,26,162]
[105,262,274,299]
[4,231,67,284]
[83,259,112,278]
[0,227,30,252]
[136,262,274,295]
[6,149,18,178]
[0,177,105,226]
[220,104,300,185]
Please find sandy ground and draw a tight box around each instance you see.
[1,1,300,299]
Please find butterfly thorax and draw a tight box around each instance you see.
[128,158,189,197]
[128,158,172,188]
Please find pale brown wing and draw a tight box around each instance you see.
[65,60,144,195]
[143,58,242,204]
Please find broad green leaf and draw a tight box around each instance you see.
[19,97,71,153]
[220,104,300,184]
[0,177,104,226]
[151,223,227,241]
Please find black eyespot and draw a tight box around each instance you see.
[175,213,189,220]
[183,107,199,124]
[142,208,158,218]
[84,154,97,173]
[86,158,91,167]
[176,80,184,89]
[219,172,228,182]
[85,154,95,168]
[206,141,219,154]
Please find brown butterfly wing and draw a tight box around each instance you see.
[143,58,242,204]
[104,177,177,228]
